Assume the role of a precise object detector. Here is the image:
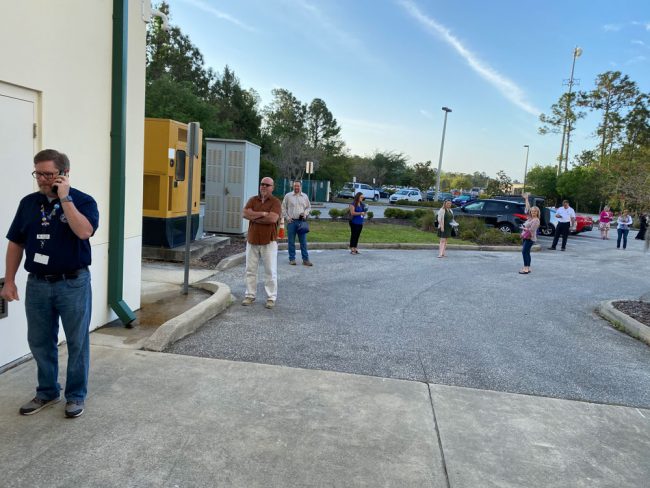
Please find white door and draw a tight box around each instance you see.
[0,84,37,368]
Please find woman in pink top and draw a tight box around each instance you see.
[519,194,540,274]
[599,205,613,240]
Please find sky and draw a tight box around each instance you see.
[163,0,650,181]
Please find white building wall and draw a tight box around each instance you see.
[0,0,146,367]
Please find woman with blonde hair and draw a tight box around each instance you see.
[519,194,540,274]
[437,199,454,258]
[599,205,613,240]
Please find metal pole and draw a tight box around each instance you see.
[435,107,452,200]
[558,46,582,175]
[183,122,200,295]
[523,145,530,192]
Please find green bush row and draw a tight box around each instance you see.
[392,200,443,208]
[384,207,433,220]
[328,208,374,220]
[454,217,520,245]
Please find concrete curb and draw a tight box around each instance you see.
[597,300,650,346]
[143,281,234,352]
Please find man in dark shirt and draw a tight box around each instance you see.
[242,177,281,309]
[1,149,99,418]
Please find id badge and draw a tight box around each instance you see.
[34,253,50,265]
[37,234,50,240]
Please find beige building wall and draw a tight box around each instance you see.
[0,1,146,366]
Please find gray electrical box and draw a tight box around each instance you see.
[204,138,261,234]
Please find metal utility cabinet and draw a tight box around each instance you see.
[204,138,260,234]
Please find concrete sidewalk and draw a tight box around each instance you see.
[0,346,648,487]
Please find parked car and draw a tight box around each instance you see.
[452,195,476,206]
[389,188,423,203]
[491,195,553,235]
[453,199,529,233]
[426,191,453,202]
[337,182,380,201]
[375,188,390,199]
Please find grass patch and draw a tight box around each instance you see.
[305,220,461,243]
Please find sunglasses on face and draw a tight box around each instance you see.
[260,183,272,187]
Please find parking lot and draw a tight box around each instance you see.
[168,230,650,408]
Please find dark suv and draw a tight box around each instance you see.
[452,199,528,233]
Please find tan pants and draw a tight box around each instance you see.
[245,241,278,301]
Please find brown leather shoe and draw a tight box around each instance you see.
[302,260,313,266]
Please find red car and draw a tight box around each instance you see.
[548,208,594,235]
[573,214,594,234]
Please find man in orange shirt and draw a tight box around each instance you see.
[242,177,281,309]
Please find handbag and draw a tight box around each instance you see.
[296,220,310,235]
[520,228,532,240]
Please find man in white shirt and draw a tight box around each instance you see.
[549,200,576,251]
[282,180,313,266]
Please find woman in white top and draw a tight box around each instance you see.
[616,210,633,250]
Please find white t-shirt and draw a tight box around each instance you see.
[555,206,575,223]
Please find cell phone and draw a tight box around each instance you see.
[52,171,68,194]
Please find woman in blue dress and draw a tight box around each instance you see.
[349,192,367,254]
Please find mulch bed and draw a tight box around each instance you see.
[193,237,247,269]
[612,301,650,327]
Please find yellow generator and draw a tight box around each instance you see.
[143,118,203,247]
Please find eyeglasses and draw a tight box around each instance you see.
[32,171,60,180]
[260,183,273,187]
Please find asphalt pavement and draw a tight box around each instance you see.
[169,230,650,408]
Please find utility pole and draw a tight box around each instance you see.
[435,107,452,201]
[557,46,582,176]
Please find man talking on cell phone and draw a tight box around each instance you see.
[0,149,98,418]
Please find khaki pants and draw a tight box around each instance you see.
[245,241,278,301]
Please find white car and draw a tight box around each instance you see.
[389,189,423,203]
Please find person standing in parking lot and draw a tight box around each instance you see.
[549,200,576,251]
[599,206,613,240]
[348,192,367,254]
[282,180,313,266]
[616,210,633,250]
[437,199,453,258]
[519,195,540,274]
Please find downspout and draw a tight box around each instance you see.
[108,0,136,325]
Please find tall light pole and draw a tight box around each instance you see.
[522,145,530,193]
[557,46,582,176]
[435,107,452,201]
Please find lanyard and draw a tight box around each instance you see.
[40,203,60,227]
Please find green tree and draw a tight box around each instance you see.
[146,2,215,99]
[578,71,639,164]
[525,165,559,202]
[369,151,409,185]
[410,161,436,190]
[538,92,586,172]
[556,166,607,212]
[306,98,343,155]
[212,66,262,143]
[495,170,513,194]
[264,88,307,140]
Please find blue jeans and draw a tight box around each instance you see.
[287,221,309,262]
[617,228,629,249]
[522,239,534,267]
[25,269,92,402]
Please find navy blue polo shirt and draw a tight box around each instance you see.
[6,188,99,274]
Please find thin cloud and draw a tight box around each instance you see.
[285,0,380,66]
[178,0,256,32]
[398,0,540,116]
[603,23,623,32]
[420,109,434,120]
[631,21,650,31]
[632,40,646,46]
[626,55,647,65]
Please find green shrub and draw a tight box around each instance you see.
[416,212,437,231]
[393,200,442,208]
[310,209,321,219]
[328,208,340,219]
[367,211,374,220]
[413,208,429,219]
[453,216,519,245]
